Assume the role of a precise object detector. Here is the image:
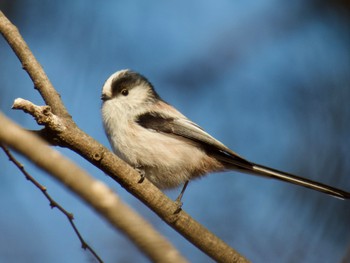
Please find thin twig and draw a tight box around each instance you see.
[0,144,103,263]
[0,113,188,263]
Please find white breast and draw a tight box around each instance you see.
[102,100,223,189]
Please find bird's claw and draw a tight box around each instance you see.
[135,166,146,183]
[174,198,183,214]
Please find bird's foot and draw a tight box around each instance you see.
[173,181,189,214]
[135,166,146,183]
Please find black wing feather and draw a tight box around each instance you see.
[136,112,253,169]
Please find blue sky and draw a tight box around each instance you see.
[1,1,350,262]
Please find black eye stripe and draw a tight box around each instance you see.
[110,70,162,101]
[111,77,134,96]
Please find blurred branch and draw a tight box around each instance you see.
[0,144,103,263]
[0,10,249,262]
[0,113,187,263]
[342,244,350,263]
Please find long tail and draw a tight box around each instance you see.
[213,148,350,199]
[248,163,350,200]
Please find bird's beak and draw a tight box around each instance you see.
[101,93,111,101]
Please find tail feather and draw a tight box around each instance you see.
[213,150,350,200]
[250,163,350,200]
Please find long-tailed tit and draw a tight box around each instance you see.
[101,69,350,202]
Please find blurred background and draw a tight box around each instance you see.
[1,1,349,262]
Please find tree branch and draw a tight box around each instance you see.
[1,10,249,262]
[0,113,187,263]
[0,12,69,118]
[0,144,103,263]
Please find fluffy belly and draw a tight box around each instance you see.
[110,126,225,189]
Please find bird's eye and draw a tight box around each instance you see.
[121,89,129,96]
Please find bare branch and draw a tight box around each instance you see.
[0,113,187,263]
[0,13,69,118]
[0,144,103,263]
[12,98,66,131]
[0,10,249,262]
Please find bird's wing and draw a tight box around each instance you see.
[136,111,350,200]
[136,111,253,169]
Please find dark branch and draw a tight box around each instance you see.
[0,144,103,263]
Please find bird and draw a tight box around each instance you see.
[101,69,350,204]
